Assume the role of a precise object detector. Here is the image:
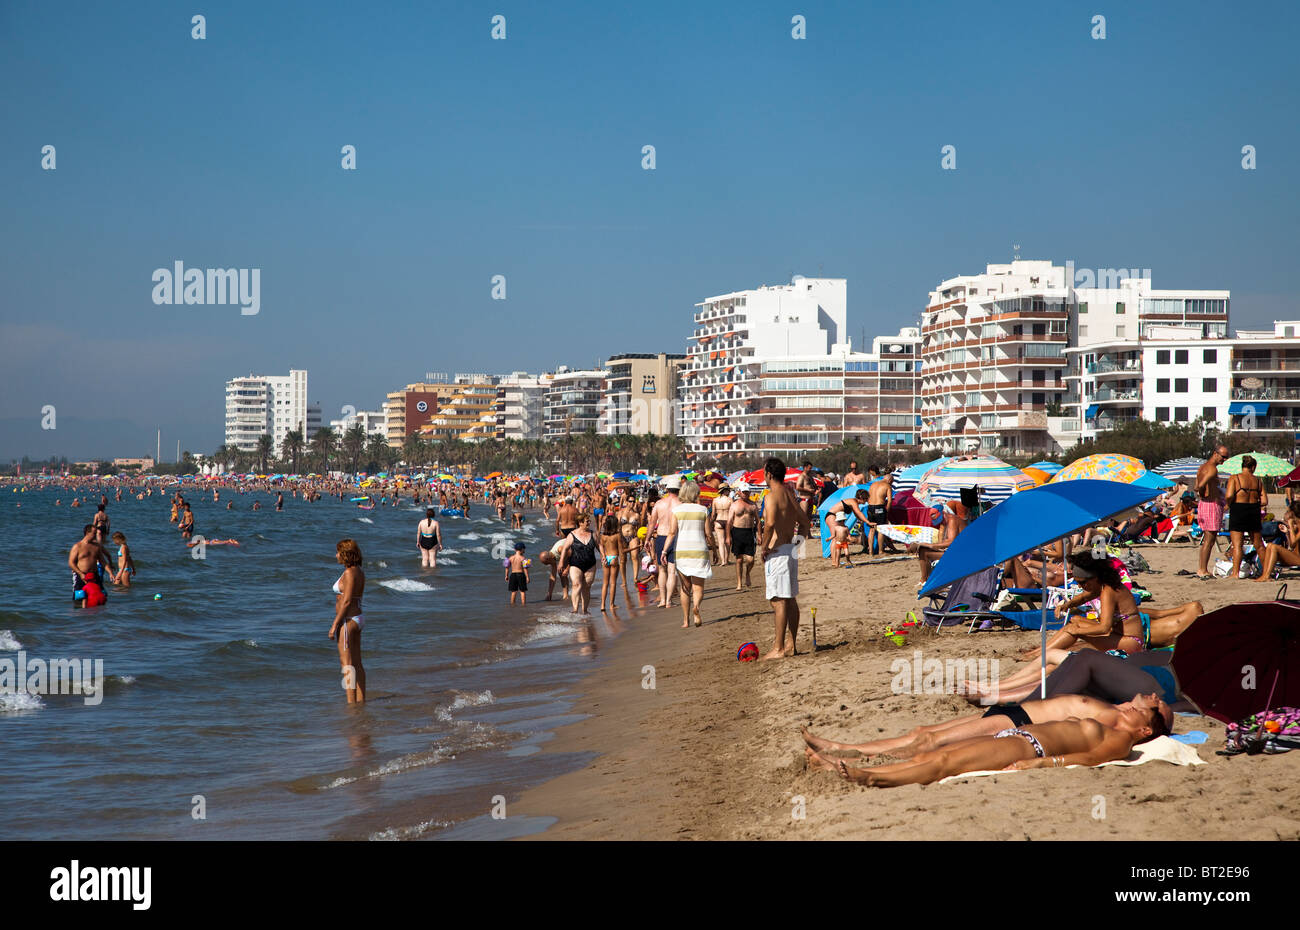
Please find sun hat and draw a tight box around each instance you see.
[661,475,682,491]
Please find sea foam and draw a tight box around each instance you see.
[379,578,435,593]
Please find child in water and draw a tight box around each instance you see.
[599,514,625,611]
[506,542,530,606]
[111,531,136,586]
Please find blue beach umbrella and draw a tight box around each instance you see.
[1027,461,1063,475]
[1132,469,1175,490]
[817,481,879,558]
[919,480,1164,697]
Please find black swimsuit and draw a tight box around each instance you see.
[568,533,599,571]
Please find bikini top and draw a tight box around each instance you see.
[333,574,344,595]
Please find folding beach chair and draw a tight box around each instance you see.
[920,566,1006,634]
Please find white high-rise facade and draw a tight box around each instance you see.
[681,276,848,457]
[224,369,318,454]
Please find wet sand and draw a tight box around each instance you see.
[513,541,1300,840]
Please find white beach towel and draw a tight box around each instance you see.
[937,736,1205,785]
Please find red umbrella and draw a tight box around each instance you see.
[1278,465,1300,487]
[742,467,822,488]
[1171,599,1300,724]
[888,489,938,528]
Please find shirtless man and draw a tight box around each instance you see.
[711,486,732,566]
[865,469,895,555]
[811,708,1166,787]
[761,458,811,660]
[68,524,114,601]
[1195,444,1229,577]
[645,476,681,608]
[726,483,759,590]
[842,460,866,489]
[795,462,818,537]
[803,692,1172,762]
[555,497,580,538]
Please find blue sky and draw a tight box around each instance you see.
[2,0,1297,459]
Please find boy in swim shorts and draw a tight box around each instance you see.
[506,542,529,606]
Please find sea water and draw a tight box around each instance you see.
[0,488,628,840]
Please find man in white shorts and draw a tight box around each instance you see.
[761,457,811,660]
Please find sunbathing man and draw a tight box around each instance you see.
[808,706,1167,787]
[802,691,1171,762]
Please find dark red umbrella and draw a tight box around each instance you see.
[1170,599,1300,724]
[888,489,938,528]
[1278,465,1300,487]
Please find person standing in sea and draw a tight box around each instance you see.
[416,508,441,567]
[329,539,367,704]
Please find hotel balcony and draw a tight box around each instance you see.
[1091,386,1140,404]
[1232,386,1300,400]
[1229,413,1300,432]
[1088,357,1142,379]
[1233,357,1300,372]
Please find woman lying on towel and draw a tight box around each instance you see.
[802,691,1172,762]
[807,706,1168,787]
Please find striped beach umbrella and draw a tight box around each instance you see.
[891,457,953,496]
[1155,457,1204,478]
[1027,461,1063,475]
[1051,453,1146,485]
[913,456,1036,508]
[1219,452,1293,478]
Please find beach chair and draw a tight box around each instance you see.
[920,566,1006,633]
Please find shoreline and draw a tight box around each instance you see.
[512,543,1300,840]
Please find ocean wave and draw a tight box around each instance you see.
[459,533,482,541]
[320,725,499,789]
[0,691,44,713]
[369,818,454,841]
[521,622,579,644]
[357,517,374,524]
[436,557,458,566]
[377,561,388,568]
[378,578,435,593]
[461,546,488,554]
[433,689,495,722]
[0,630,22,652]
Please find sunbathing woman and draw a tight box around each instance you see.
[959,552,1156,701]
[808,707,1166,787]
[1257,500,1300,581]
[802,691,1171,762]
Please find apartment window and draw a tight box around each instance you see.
[1203,406,1216,422]
[1156,407,1170,422]
[1156,379,1169,392]
[1175,378,1188,393]
[1115,326,1126,338]
[1175,407,1189,422]
[1203,349,1217,364]
[1032,392,1045,406]
[1175,350,1188,364]
[1079,325,1089,337]
[1078,302,1089,314]
[1116,302,1125,314]
[1156,350,1170,364]
[1203,378,1216,392]
[1033,323,1046,336]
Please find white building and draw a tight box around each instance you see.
[329,409,387,438]
[223,369,319,454]
[544,367,607,439]
[494,372,551,441]
[681,276,848,457]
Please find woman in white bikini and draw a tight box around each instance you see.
[330,539,366,704]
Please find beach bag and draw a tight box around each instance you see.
[1224,707,1300,753]
[1214,556,1260,579]
[1108,545,1149,574]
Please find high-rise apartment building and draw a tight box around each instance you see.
[602,353,688,436]
[224,369,318,454]
[493,372,551,441]
[680,276,848,457]
[545,368,607,440]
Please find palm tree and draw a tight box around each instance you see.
[310,427,337,473]
[401,434,426,470]
[282,428,305,475]
[341,425,367,474]
[255,434,274,474]
[364,435,389,474]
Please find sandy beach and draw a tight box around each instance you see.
[514,541,1300,840]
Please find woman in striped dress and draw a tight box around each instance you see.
[667,481,713,628]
